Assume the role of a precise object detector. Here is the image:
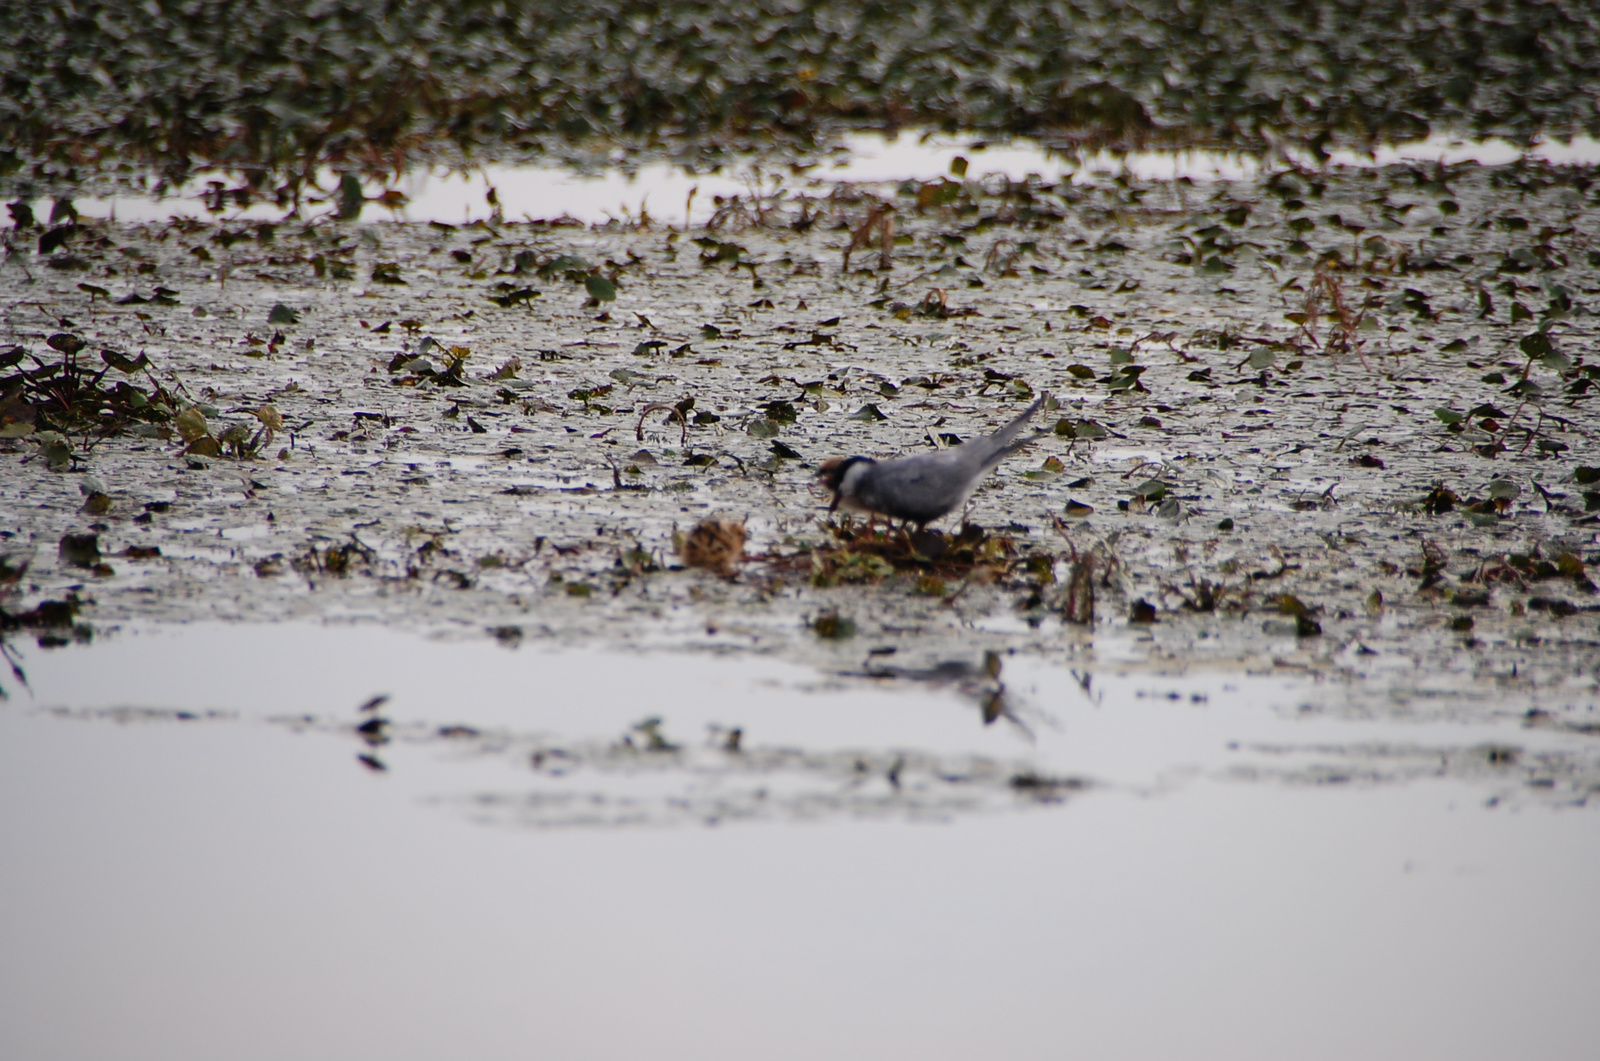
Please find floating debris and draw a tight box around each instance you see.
[680,518,746,578]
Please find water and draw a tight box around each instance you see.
[2,624,1597,1059]
[48,131,1600,228]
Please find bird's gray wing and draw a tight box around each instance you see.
[860,450,975,523]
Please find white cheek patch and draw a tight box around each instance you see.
[839,461,874,498]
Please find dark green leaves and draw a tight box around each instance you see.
[38,224,75,254]
[100,349,150,373]
[762,401,798,423]
[536,255,589,280]
[487,285,539,308]
[337,173,364,220]
[46,333,86,356]
[1519,332,1552,359]
[1129,478,1169,502]
[1105,364,1147,392]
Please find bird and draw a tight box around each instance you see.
[818,393,1048,527]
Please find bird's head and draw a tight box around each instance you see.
[817,456,875,511]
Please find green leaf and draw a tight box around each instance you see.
[812,612,856,639]
[267,303,299,325]
[337,173,364,220]
[1519,332,1553,358]
[584,275,617,302]
[1024,456,1066,481]
[1433,408,1465,425]
[100,349,150,373]
[176,406,209,442]
[37,431,72,471]
[535,254,589,279]
[847,403,886,421]
[39,224,75,254]
[763,400,798,423]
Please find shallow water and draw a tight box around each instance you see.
[2,623,1598,1060]
[50,131,1600,227]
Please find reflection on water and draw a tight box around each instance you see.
[1,623,1598,1060]
[10,622,1599,823]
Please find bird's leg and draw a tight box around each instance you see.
[890,520,910,553]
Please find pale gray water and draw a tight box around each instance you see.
[2,624,1597,1060]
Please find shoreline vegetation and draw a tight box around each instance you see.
[4,0,1600,197]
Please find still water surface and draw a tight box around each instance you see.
[61,131,1600,228]
[1,623,1596,1060]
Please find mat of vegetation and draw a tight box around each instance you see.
[3,156,1599,758]
[4,0,1600,194]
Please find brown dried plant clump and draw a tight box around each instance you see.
[804,519,1025,589]
[680,519,747,578]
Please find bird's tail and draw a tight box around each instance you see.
[984,429,1049,468]
[973,392,1049,468]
